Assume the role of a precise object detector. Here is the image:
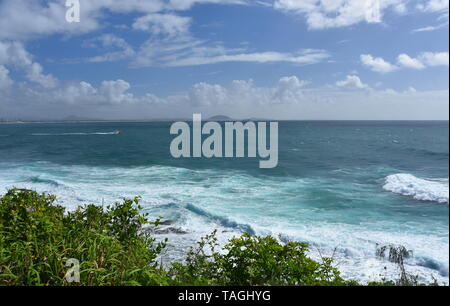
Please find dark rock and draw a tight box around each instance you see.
[154,227,188,235]
[159,220,174,226]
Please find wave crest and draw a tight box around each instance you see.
[185,203,255,235]
[383,173,449,204]
[27,176,63,187]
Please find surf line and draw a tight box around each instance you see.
[169,114,278,169]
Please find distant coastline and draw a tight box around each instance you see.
[0,119,449,124]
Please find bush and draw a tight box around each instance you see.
[0,188,168,286]
[169,230,351,286]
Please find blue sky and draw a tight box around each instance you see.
[0,0,449,120]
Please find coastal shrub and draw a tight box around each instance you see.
[169,230,350,286]
[0,188,168,286]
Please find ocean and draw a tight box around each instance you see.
[0,120,448,284]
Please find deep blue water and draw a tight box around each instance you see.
[0,121,448,283]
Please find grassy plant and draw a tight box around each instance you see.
[169,230,353,286]
[0,188,168,286]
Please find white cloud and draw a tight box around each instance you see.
[362,52,449,73]
[416,0,449,12]
[166,49,330,67]
[98,80,134,104]
[188,82,229,106]
[177,76,308,107]
[393,2,407,14]
[411,22,448,32]
[26,62,58,88]
[336,75,370,89]
[83,34,135,63]
[0,65,13,89]
[397,53,425,69]
[132,13,192,37]
[278,76,309,89]
[406,86,417,93]
[0,0,99,40]
[0,41,57,88]
[360,54,398,73]
[418,52,449,66]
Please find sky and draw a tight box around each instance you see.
[0,0,449,120]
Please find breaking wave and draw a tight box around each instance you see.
[26,176,63,187]
[185,203,255,235]
[383,174,449,204]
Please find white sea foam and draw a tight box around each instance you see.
[0,162,448,284]
[383,173,449,204]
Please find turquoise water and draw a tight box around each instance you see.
[0,121,448,283]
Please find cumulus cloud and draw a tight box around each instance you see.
[0,0,98,40]
[0,65,13,89]
[418,52,449,66]
[179,75,308,107]
[360,54,398,73]
[397,53,425,69]
[363,52,449,73]
[396,52,449,69]
[1,75,307,111]
[45,79,139,106]
[278,76,309,89]
[98,80,134,104]
[336,75,370,89]
[0,41,57,88]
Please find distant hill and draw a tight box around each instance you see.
[208,115,233,121]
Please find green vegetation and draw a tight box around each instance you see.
[0,189,427,286]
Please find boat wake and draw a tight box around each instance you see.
[31,131,120,136]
